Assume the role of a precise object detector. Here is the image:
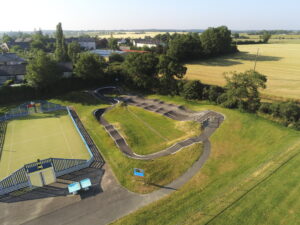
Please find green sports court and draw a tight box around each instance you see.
[0,110,90,179]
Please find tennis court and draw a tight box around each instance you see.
[0,110,90,179]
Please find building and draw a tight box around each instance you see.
[132,39,164,48]
[0,53,27,84]
[67,38,96,50]
[0,53,25,65]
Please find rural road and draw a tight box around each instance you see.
[0,87,224,225]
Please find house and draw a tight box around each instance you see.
[67,38,96,50]
[117,39,127,46]
[0,53,25,65]
[12,37,32,49]
[0,53,27,84]
[0,64,26,84]
[132,39,164,48]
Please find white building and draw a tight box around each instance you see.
[67,38,96,50]
[132,39,164,48]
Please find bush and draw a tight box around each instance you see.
[182,80,204,100]
[3,79,14,86]
[259,102,272,114]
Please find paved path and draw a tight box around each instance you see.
[0,87,224,225]
[93,87,224,160]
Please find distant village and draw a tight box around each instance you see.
[0,34,165,85]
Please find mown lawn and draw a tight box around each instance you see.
[111,95,300,225]
[104,104,200,155]
[186,43,300,100]
[50,92,203,193]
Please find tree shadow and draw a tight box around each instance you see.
[147,182,177,190]
[188,51,282,67]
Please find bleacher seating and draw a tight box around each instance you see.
[69,108,105,168]
[0,121,7,161]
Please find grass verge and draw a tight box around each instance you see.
[110,95,300,225]
[51,91,203,193]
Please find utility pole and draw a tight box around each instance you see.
[253,48,259,71]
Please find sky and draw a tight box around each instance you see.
[0,0,299,31]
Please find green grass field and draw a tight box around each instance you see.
[0,110,90,179]
[104,104,200,155]
[111,95,300,225]
[50,92,203,193]
[186,43,300,100]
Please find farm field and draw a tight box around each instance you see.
[51,92,203,193]
[111,94,300,225]
[0,110,90,179]
[104,104,200,155]
[186,43,300,100]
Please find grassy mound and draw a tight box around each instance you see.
[50,92,203,193]
[111,95,300,225]
[104,104,200,155]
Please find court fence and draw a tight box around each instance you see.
[0,101,66,122]
[0,102,104,196]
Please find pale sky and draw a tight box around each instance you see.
[0,0,299,31]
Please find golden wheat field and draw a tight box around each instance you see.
[186,44,300,100]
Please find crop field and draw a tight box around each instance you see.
[186,43,300,100]
[0,110,90,179]
[87,31,187,39]
[111,95,300,225]
[104,104,200,155]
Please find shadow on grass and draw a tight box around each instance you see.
[55,91,105,106]
[147,182,177,190]
[188,51,282,67]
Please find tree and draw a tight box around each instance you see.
[1,34,13,43]
[74,52,106,79]
[221,70,267,112]
[261,31,272,43]
[123,53,159,89]
[158,55,187,94]
[30,29,48,51]
[108,34,118,50]
[55,22,68,61]
[96,38,108,48]
[182,80,204,100]
[67,41,81,63]
[201,26,236,56]
[109,53,124,63]
[167,33,202,62]
[26,50,62,88]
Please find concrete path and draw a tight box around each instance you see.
[0,87,224,225]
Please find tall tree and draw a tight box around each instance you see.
[26,50,62,88]
[67,41,81,63]
[74,52,106,79]
[261,31,272,43]
[123,53,159,89]
[55,22,68,61]
[221,70,267,112]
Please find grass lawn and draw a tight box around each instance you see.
[111,95,300,225]
[104,104,200,155]
[50,92,203,193]
[0,110,90,179]
[186,43,300,100]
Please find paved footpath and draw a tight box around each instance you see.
[0,88,224,225]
